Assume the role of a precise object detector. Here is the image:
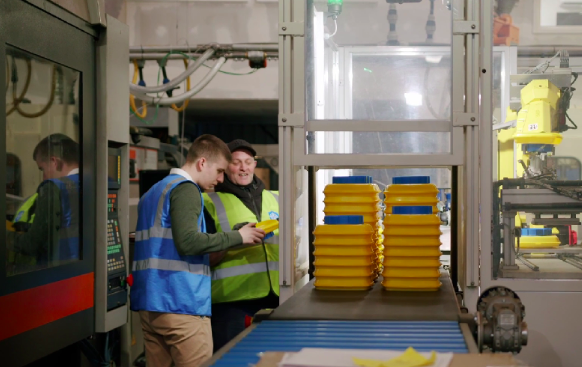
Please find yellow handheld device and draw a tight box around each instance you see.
[256,219,279,234]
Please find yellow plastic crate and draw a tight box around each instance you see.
[382,278,442,291]
[382,267,440,278]
[315,276,374,291]
[383,247,442,257]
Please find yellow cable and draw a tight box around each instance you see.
[7,58,32,116]
[171,59,190,112]
[130,59,147,118]
[15,65,57,118]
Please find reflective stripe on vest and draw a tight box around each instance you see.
[130,174,211,316]
[212,261,279,281]
[133,258,210,276]
[204,190,280,303]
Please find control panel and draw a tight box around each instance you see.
[106,150,128,311]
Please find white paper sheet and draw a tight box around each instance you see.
[278,348,453,367]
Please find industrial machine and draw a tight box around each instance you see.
[203,0,531,365]
[1,1,131,366]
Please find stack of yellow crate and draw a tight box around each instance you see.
[323,176,383,278]
[382,176,442,291]
[313,215,376,290]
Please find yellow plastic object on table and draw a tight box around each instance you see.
[256,219,279,234]
[353,347,437,367]
[517,235,560,249]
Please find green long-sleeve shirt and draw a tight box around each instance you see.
[170,183,242,256]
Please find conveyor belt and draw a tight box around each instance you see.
[208,320,468,367]
[270,272,459,321]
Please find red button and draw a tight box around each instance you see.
[244,315,252,328]
[127,274,134,287]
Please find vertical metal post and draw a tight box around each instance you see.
[479,0,495,299]
[308,166,316,280]
[450,166,459,292]
[278,0,293,303]
[460,0,482,311]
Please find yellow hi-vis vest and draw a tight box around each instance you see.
[203,190,279,304]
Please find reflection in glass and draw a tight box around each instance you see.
[5,45,81,276]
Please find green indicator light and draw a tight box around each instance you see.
[328,0,343,4]
[364,68,372,73]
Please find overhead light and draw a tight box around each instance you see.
[405,92,423,106]
[425,56,443,64]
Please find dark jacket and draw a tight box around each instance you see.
[204,175,266,233]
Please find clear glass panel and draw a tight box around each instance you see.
[350,51,451,121]
[306,0,452,122]
[308,131,449,154]
[539,0,582,27]
[315,167,452,261]
[492,46,582,280]
[5,45,81,276]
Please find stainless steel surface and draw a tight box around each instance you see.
[531,218,581,225]
[515,292,582,367]
[129,51,279,61]
[95,14,129,333]
[129,43,278,53]
[500,258,582,279]
[502,188,582,207]
[518,246,582,254]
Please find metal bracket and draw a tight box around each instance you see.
[279,113,305,127]
[453,21,479,35]
[279,22,305,37]
[453,113,478,127]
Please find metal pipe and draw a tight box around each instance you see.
[129,51,279,61]
[130,49,214,94]
[132,57,226,105]
[129,43,278,53]
[518,46,582,58]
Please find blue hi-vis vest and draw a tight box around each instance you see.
[130,174,211,316]
[45,174,80,261]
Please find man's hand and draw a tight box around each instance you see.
[238,223,266,244]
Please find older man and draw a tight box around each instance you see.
[203,139,280,352]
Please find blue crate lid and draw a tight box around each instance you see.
[392,206,433,215]
[521,228,552,236]
[523,144,553,153]
[392,176,431,184]
[332,176,372,184]
[324,215,364,225]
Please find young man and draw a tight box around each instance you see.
[203,139,280,352]
[9,133,81,272]
[130,134,265,367]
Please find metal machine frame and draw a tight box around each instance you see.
[0,1,130,365]
[277,0,490,309]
